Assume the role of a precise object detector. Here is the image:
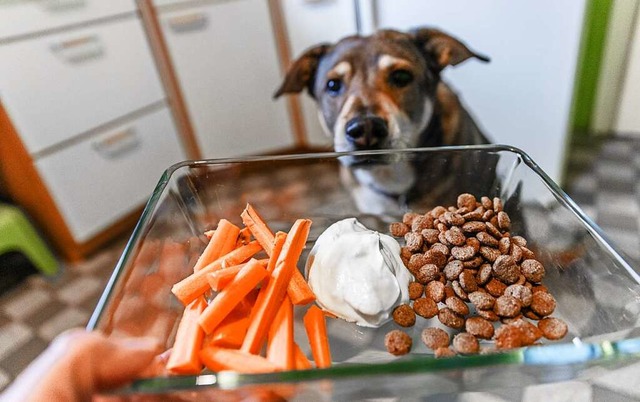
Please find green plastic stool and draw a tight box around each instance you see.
[0,204,58,276]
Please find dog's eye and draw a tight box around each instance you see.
[389,70,414,88]
[326,79,342,95]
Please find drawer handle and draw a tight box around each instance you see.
[50,34,104,63]
[41,0,87,12]
[92,128,141,159]
[167,13,208,33]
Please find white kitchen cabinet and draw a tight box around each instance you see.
[159,0,293,158]
[280,0,358,146]
[35,106,183,242]
[375,0,586,183]
[0,17,166,155]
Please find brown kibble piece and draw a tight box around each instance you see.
[392,304,416,327]
[413,297,439,318]
[445,226,466,246]
[480,246,501,263]
[425,281,446,302]
[493,197,503,212]
[477,231,499,247]
[430,206,446,218]
[453,333,479,355]
[385,330,412,356]
[494,295,522,318]
[451,245,476,261]
[408,253,428,273]
[434,347,456,358]
[442,211,465,226]
[469,291,495,310]
[451,280,469,300]
[521,259,545,283]
[445,296,470,316]
[538,317,568,340]
[403,212,420,225]
[485,278,507,297]
[530,291,556,316]
[465,316,494,339]
[404,232,423,252]
[497,211,511,230]
[492,255,520,284]
[463,256,484,269]
[463,207,484,221]
[477,308,500,322]
[532,285,549,294]
[485,222,502,238]
[408,282,424,300]
[459,270,478,293]
[411,215,432,232]
[511,235,527,247]
[494,324,524,349]
[444,260,464,281]
[457,193,477,210]
[389,222,409,237]
[499,237,511,254]
[504,284,533,307]
[466,237,481,253]
[422,228,440,244]
[416,264,439,284]
[523,308,541,321]
[421,327,450,350]
[437,307,465,329]
[476,263,492,285]
[481,196,493,209]
[462,221,486,233]
[430,243,450,258]
[510,319,542,345]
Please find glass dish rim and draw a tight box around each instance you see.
[87,144,640,393]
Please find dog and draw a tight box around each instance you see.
[274,27,492,214]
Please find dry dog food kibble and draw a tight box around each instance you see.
[385,330,413,356]
[434,347,456,358]
[421,327,450,350]
[386,193,566,357]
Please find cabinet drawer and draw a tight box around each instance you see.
[0,0,136,41]
[35,107,185,242]
[0,17,165,155]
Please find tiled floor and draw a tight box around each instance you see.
[0,136,639,400]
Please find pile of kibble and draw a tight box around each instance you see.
[384,193,568,357]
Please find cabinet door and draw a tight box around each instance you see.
[160,0,293,158]
[0,17,166,155]
[281,0,358,147]
[376,0,586,183]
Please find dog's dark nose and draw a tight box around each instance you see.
[345,116,388,148]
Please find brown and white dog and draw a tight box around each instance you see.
[275,27,491,214]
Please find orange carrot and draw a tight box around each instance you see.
[287,269,316,305]
[207,263,245,292]
[199,346,280,374]
[208,290,257,349]
[172,241,263,306]
[241,219,311,354]
[236,227,252,247]
[293,342,313,370]
[193,219,240,272]
[303,305,332,369]
[166,296,207,375]
[266,296,295,370]
[198,259,267,334]
[266,231,287,274]
[241,203,275,256]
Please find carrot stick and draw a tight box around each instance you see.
[207,290,257,349]
[166,296,207,375]
[303,305,332,369]
[207,263,245,292]
[193,219,240,272]
[241,219,311,354]
[266,232,287,274]
[266,296,295,370]
[198,259,267,334]
[199,346,280,374]
[171,241,263,306]
[293,342,313,370]
[236,227,252,247]
[241,204,275,256]
[287,269,316,305]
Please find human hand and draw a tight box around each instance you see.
[0,329,161,402]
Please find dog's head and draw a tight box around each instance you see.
[275,28,488,163]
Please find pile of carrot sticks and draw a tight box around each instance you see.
[165,204,331,374]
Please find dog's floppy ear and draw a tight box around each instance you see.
[274,44,331,99]
[411,27,490,72]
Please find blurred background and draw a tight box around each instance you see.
[0,0,639,395]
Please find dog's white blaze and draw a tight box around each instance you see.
[333,95,357,149]
[377,55,410,71]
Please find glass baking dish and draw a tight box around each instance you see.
[88,145,640,400]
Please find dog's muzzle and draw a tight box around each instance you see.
[345,116,388,149]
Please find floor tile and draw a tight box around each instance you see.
[0,323,33,361]
[0,337,48,378]
[37,308,90,342]
[1,288,52,321]
[521,381,592,402]
[590,360,640,399]
[56,276,103,306]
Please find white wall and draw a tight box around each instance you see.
[376,0,586,183]
[615,4,640,136]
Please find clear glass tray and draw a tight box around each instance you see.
[88,145,640,400]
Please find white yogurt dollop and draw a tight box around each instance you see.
[305,218,413,327]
